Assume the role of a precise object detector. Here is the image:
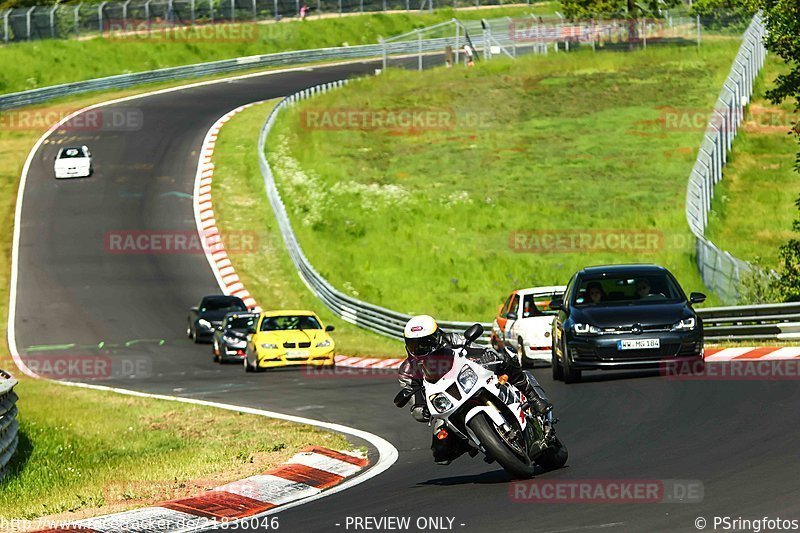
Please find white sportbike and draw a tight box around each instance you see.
[395,324,568,478]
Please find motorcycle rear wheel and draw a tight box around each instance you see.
[467,413,537,479]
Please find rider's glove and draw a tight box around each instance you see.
[411,404,431,423]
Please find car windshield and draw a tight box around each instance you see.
[574,273,683,306]
[521,293,560,317]
[59,148,85,159]
[227,316,255,330]
[201,297,246,313]
[260,315,322,331]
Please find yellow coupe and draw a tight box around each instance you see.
[244,310,336,371]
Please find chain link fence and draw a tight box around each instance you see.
[0,369,19,478]
[685,13,767,305]
[0,0,530,43]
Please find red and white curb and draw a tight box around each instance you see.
[704,346,800,361]
[193,101,266,312]
[35,447,368,532]
[334,355,403,369]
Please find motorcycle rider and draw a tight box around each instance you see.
[398,315,553,465]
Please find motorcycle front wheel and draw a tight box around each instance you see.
[467,413,537,479]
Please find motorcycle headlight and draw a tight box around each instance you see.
[198,319,212,329]
[431,393,454,413]
[671,317,696,331]
[316,339,332,348]
[260,343,278,349]
[457,366,478,393]
[573,323,602,336]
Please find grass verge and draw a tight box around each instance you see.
[210,100,403,356]
[0,4,555,95]
[267,39,744,320]
[0,379,349,522]
[704,56,798,269]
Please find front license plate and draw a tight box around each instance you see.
[286,350,309,358]
[617,338,660,350]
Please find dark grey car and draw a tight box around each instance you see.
[551,264,706,383]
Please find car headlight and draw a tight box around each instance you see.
[198,319,212,329]
[573,323,602,335]
[457,366,478,393]
[671,317,696,331]
[260,343,278,349]
[431,394,454,413]
[316,339,332,348]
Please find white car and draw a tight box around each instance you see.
[54,145,92,179]
[491,285,567,367]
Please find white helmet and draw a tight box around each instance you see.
[403,315,444,358]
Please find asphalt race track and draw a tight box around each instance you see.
[11,59,800,532]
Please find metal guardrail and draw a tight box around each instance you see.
[0,369,19,478]
[0,32,499,111]
[699,302,800,341]
[258,81,798,344]
[685,13,767,304]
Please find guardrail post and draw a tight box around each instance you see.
[253,0,257,20]
[98,2,107,34]
[209,0,214,23]
[3,10,9,44]
[26,6,35,40]
[359,0,363,12]
[74,3,81,37]
[316,0,321,18]
[379,36,386,69]
[49,4,57,38]
[417,29,422,71]
[696,14,700,48]
[190,0,195,25]
[145,0,151,33]
[230,0,235,22]
[338,0,342,16]
[454,20,460,65]
[274,0,278,19]
[122,0,131,31]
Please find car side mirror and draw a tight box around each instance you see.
[506,312,518,320]
[393,388,415,408]
[549,298,563,311]
[690,292,706,304]
[190,306,198,313]
[463,323,484,344]
[325,325,335,332]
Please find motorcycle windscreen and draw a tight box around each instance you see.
[420,350,455,382]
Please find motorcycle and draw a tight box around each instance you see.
[394,323,568,478]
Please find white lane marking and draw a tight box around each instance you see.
[220,474,322,505]
[288,451,362,477]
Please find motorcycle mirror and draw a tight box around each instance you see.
[463,323,484,345]
[393,388,415,408]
